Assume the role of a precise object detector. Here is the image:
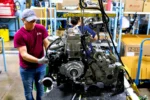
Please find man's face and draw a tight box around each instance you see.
[23,19,36,30]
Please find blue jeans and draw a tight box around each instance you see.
[20,64,46,100]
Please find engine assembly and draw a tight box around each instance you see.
[42,27,124,95]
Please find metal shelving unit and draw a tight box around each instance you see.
[124,12,150,14]
[117,0,123,53]
[57,10,116,13]
[54,10,118,37]
[124,12,150,35]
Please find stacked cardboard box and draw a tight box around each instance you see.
[31,7,54,18]
[56,0,107,10]
[124,0,144,12]
[56,0,79,10]
[122,34,150,56]
[124,0,150,12]
[56,0,150,12]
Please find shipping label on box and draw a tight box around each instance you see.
[128,47,140,53]
[125,46,140,56]
[125,0,144,12]
[124,45,150,56]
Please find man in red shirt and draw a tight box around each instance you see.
[14,9,50,100]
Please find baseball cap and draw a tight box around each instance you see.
[22,9,37,22]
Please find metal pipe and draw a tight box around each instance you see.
[135,38,150,85]
[0,38,7,72]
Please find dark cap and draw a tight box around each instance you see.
[22,9,37,22]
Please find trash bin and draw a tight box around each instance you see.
[0,24,9,42]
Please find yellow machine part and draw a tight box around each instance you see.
[126,96,133,100]
[63,13,116,18]
[0,29,9,42]
[122,56,150,80]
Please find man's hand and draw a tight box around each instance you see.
[38,56,48,64]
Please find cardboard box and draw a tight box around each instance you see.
[61,0,79,6]
[124,0,144,12]
[122,35,150,56]
[31,7,54,18]
[98,32,110,40]
[122,56,150,79]
[56,3,63,10]
[56,30,65,37]
[56,0,107,10]
[56,0,79,10]
[143,1,150,12]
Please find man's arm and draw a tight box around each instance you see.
[85,26,98,41]
[91,35,98,42]
[43,37,50,49]
[17,46,38,63]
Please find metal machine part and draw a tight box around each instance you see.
[83,50,121,86]
[39,77,53,88]
[66,33,81,59]
[60,61,84,81]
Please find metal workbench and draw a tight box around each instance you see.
[42,77,139,100]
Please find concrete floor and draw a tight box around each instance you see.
[0,54,25,100]
[0,39,150,100]
[0,39,36,100]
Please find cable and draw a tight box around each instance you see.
[121,66,133,84]
[97,0,124,65]
[126,13,137,33]
[46,37,62,58]
[71,93,77,100]
[78,0,97,60]
[79,0,124,65]
[79,0,136,92]
[79,0,101,10]
[97,1,136,91]
[15,0,21,10]
[78,95,82,100]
